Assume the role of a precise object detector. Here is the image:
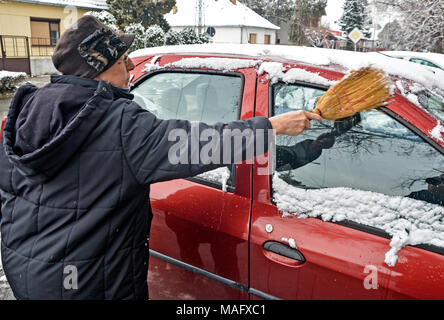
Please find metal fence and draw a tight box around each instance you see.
[0,35,31,74]
[1,35,29,58]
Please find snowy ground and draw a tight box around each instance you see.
[0,239,15,300]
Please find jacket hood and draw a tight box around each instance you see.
[2,75,133,183]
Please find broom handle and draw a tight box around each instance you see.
[312,108,322,116]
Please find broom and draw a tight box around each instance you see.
[312,66,393,120]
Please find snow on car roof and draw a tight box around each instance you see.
[165,0,279,30]
[380,51,444,69]
[131,44,444,92]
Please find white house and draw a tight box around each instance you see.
[164,0,280,45]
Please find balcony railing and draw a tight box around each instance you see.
[30,37,56,57]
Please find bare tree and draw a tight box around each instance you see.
[374,0,444,53]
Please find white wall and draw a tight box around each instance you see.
[240,26,277,45]
[30,58,59,76]
[171,26,277,45]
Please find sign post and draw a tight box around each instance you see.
[348,27,363,52]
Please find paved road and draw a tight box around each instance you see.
[0,75,50,300]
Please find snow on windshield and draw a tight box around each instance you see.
[272,173,444,267]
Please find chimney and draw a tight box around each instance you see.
[230,0,236,4]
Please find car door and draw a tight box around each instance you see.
[131,58,258,300]
[249,67,444,300]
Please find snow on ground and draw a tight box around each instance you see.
[0,236,15,300]
[273,173,444,267]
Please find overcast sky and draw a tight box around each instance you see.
[324,0,345,30]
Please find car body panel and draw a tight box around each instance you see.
[129,49,444,300]
[136,60,257,299]
[250,70,444,300]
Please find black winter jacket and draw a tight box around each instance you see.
[0,75,272,300]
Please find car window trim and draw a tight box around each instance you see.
[267,79,444,257]
[132,68,246,193]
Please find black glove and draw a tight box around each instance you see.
[332,113,362,137]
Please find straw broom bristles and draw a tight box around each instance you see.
[313,67,393,120]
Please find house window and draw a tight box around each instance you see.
[264,34,271,45]
[30,18,60,46]
[249,33,257,44]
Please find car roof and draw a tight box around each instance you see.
[131,44,444,90]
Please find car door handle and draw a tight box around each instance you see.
[263,241,306,267]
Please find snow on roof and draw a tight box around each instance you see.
[13,0,107,9]
[131,43,444,92]
[165,0,279,30]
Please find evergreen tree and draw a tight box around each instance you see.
[338,0,372,38]
[106,0,176,32]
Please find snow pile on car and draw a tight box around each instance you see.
[165,57,261,72]
[258,61,337,87]
[272,173,444,267]
[430,121,444,143]
[131,44,444,90]
[196,167,231,192]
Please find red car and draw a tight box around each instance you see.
[128,44,444,300]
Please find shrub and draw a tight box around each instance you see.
[0,71,26,95]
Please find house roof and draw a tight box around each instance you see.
[165,0,280,30]
[12,0,107,10]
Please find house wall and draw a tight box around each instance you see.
[240,27,276,45]
[172,26,277,45]
[0,1,96,75]
[0,1,91,37]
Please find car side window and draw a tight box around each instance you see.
[132,72,241,123]
[132,72,243,191]
[272,82,444,227]
[409,58,440,69]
